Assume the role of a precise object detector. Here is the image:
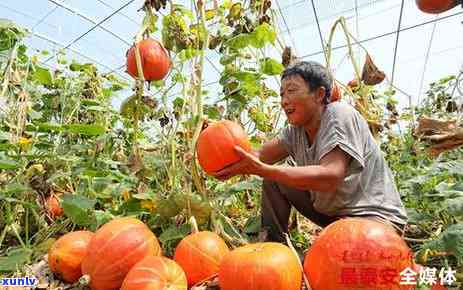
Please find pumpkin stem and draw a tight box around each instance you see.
[189,216,199,234]
[284,233,312,290]
[201,117,209,131]
[78,274,90,287]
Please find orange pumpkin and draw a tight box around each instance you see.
[304,218,413,290]
[196,120,252,175]
[415,0,460,14]
[121,256,187,290]
[48,231,94,283]
[81,217,162,290]
[330,83,342,102]
[174,231,229,286]
[219,242,302,290]
[46,194,64,218]
[126,38,171,81]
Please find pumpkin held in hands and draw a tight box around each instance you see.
[81,217,162,290]
[304,218,414,290]
[48,231,94,283]
[196,120,252,175]
[218,242,302,290]
[415,0,460,14]
[174,231,229,286]
[126,38,171,81]
[121,256,187,290]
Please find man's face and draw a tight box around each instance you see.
[280,74,322,126]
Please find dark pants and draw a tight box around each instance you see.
[261,179,405,242]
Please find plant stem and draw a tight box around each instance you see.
[190,0,209,197]
[25,207,29,246]
[1,43,18,98]
[0,225,8,249]
[132,20,149,148]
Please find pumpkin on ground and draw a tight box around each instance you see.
[218,242,302,290]
[174,228,229,286]
[121,256,187,290]
[48,231,94,283]
[415,0,460,14]
[196,120,251,175]
[304,218,414,290]
[126,38,170,81]
[81,217,162,290]
[46,193,63,218]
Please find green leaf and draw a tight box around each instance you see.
[225,34,252,50]
[228,3,242,19]
[0,248,33,272]
[94,210,114,228]
[173,97,185,110]
[0,131,11,140]
[250,23,276,48]
[405,208,433,224]
[441,223,463,265]
[178,48,200,61]
[421,223,463,266]
[434,161,463,176]
[159,223,190,244]
[3,183,31,194]
[33,67,53,86]
[64,124,106,136]
[62,194,96,226]
[204,105,221,119]
[445,197,463,216]
[172,4,194,20]
[228,179,259,193]
[233,71,261,82]
[243,216,261,234]
[0,143,14,151]
[143,12,158,33]
[81,99,101,106]
[32,122,63,133]
[217,212,249,244]
[219,54,236,66]
[0,159,19,170]
[69,62,94,73]
[260,58,284,75]
[249,107,272,132]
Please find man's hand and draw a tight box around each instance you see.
[213,146,266,180]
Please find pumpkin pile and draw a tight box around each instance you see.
[46,215,419,290]
[48,217,184,290]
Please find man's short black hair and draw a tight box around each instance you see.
[281,61,333,104]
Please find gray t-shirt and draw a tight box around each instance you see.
[278,102,407,226]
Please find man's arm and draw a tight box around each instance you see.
[215,145,350,192]
[259,146,350,193]
[256,138,289,165]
